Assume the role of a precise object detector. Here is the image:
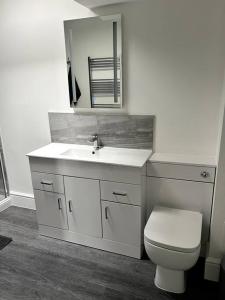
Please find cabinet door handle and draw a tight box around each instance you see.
[105,207,108,220]
[68,200,72,213]
[40,180,53,186]
[58,198,62,210]
[112,191,127,197]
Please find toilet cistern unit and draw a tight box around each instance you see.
[144,206,202,293]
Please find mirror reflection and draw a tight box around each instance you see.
[64,15,122,109]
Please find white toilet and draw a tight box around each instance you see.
[144,206,202,294]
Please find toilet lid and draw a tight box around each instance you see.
[144,206,202,253]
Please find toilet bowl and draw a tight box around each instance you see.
[144,206,202,294]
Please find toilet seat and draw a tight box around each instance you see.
[144,206,202,253]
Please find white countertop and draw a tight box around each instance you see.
[27,143,152,168]
[150,152,217,167]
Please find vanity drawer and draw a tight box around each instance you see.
[100,181,141,206]
[147,162,215,183]
[31,172,64,194]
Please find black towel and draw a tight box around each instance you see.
[68,66,81,106]
[75,77,81,102]
[68,66,73,105]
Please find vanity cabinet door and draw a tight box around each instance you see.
[64,177,102,238]
[101,201,141,246]
[34,190,68,230]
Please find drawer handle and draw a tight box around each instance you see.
[40,180,53,186]
[68,200,72,213]
[105,207,108,220]
[58,198,62,210]
[112,191,127,197]
[200,171,210,178]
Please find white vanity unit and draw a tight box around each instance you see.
[27,143,152,258]
[147,153,217,254]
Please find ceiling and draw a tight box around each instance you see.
[74,0,138,8]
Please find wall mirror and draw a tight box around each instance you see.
[64,15,122,109]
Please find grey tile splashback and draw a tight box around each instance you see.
[49,113,154,149]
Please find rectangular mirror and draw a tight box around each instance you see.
[64,15,122,109]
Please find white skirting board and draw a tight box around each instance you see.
[204,256,221,282]
[0,196,11,212]
[10,191,36,210]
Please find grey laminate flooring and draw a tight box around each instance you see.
[0,207,219,300]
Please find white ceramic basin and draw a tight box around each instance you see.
[27,143,152,168]
[61,148,97,159]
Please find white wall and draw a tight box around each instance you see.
[209,108,225,259]
[0,0,94,196]
[208,67,225,261]
[1,0,225,196]
[96,0,225,155]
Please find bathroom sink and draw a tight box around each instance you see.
[61,148,97,159]
[60,146,134,162]
[60,146,150,164]
[27,143,152,168]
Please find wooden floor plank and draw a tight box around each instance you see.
[0,206,219,300]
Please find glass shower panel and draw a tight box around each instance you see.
[0,152,7,201]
